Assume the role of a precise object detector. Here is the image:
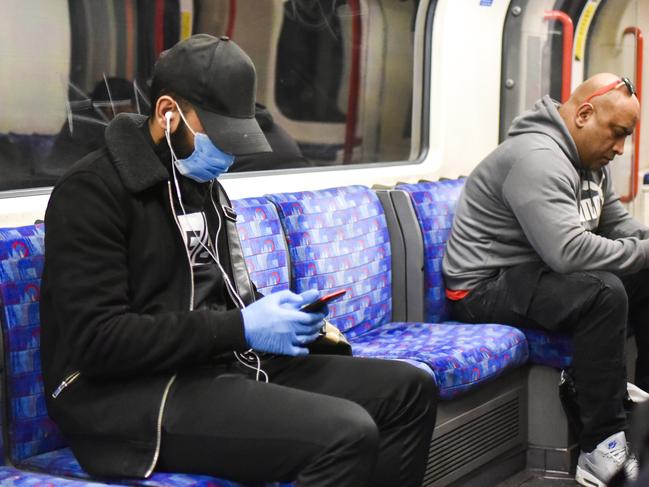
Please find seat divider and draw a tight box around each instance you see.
[390,190,426,323]
[375,190,406,323]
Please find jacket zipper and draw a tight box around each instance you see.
[51,371,81,399]
[144,372,176,477]
[142,183,195,477]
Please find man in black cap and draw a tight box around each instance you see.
[40,34,436,486]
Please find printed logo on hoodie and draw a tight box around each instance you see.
[177,212,213,266]
[579,174,604,231]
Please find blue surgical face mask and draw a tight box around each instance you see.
[165,104,235,183]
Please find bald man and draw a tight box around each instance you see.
[443,73,645,486]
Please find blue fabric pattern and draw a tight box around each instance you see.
[232,197,290,296]
[0,224,67,464]
[266,186,392,338]
[266,185,528,397]
[350,322,529,399]
[395,179,465,323]
[396,179,574,370]
[0,225,45,261]
[522,328,573,369]
[20,448,292,486]
[0,465,110,486]
[0,183,571,482]
[0,224,294,486]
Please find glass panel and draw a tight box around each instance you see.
[500,0,571,141]
[0,0,426,192]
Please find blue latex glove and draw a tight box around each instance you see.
[241,289,326,356]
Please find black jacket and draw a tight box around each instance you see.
[41,113,254,478]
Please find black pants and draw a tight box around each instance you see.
[157,355,437,486]
[451,263,649,452]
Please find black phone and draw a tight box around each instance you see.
[300,289,346,313]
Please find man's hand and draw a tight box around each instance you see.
[241,289,325,355]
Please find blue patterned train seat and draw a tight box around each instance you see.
[232,197,290,296]
[351,322,528,398]
[232,198,520,397]
[0,224,65,465]
[395,179,573,368]
[0,224,291,486]
[266,186,393,339]
[394,180,463,323]
[522,329,573,369]
[0,465,109,486]
[266,186,529,399]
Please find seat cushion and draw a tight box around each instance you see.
[21,448,294,486]
[522,328,573,369]
[350,322,529,399]
[0,465,110,486]
[232,197,290,296]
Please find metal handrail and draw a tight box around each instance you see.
[154,0,165,57]
[343,0,362,163]
[226,0,237,39]
[621,26,643,202]
[544,11,574,103]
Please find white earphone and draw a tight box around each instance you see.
[164,111,172,132]
[163,107,268,382]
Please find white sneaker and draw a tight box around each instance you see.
[575,431,638,486]
[624,451,639,481]
[627,382,649,403]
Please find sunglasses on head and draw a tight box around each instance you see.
[584,77,636,104]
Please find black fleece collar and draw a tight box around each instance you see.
[105,113,170,193]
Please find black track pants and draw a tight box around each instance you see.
[157,355,437,487]
[451,263,649,452]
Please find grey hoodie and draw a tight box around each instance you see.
[442,95,649,291]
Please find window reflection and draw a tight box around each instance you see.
[0,0,420,191]
[277,1,346,124]
[45,77,145,178]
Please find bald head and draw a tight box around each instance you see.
[568,73,629,105]
[559,73,640,171]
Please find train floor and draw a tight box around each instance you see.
[496,469,578,486]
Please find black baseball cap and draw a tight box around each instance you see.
[153,34,271,155]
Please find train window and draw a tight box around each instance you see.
[0,0,429,193]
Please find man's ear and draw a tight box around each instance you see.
[575,103,594,128]
[154,96,179,133]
